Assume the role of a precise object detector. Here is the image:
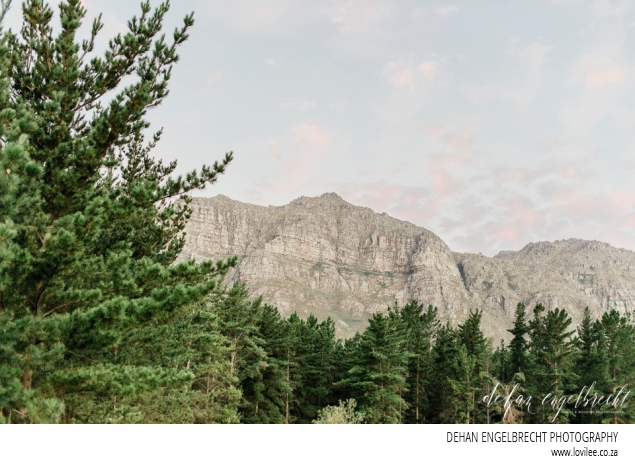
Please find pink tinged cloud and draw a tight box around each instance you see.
[383,61,415,90]
[505,196,543,226]
[331,174,635,255]
[443,125,475,150]
[292,122,331,147]
[585,65,628,91]
[489,224,519,242]
[608,191,635,212]
[330,1,386,33]
[499,169,527,182]
[421,120,445,139]
[335,182,442,223]
[431,171,453,193]
[268,141,281,159]
[418,61,438,79]
[383,59,449,92]
[563,166,578,178]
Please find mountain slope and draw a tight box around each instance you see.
[179,193,635,340]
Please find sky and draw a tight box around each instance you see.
[4,0,635,256]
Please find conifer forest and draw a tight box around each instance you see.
[1,1,634,424]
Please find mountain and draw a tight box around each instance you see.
[178,193,635,340]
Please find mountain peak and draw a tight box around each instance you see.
[318,192,344,200]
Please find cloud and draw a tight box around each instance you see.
[405,176,633,256]
[383,60,416,89]
[382,59,448,90]
[435,6,458,18]
[560,51,630,128]
[420,120,445,140]
[463,79,540,109]
[327,113,635,256]
[185,1,635,257]
[585,63,628,91]
[462,39,550,109]
[463,86,498,103]
[279,98,317,110]
[328,101,349,113]
[245,122,335,200]
[512,41,554,68]
[569,54,628,92]
[418,61,439,79]
[557,0,633,130]
[292,122,331,146]
[329,1,390,33]
[268,140,281,158]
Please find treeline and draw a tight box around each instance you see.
[59,281,633,424]
[157,286,634,424]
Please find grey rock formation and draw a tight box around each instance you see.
[179,193,635,340]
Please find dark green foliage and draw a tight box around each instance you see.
[212,283,268,421]
[527,304,578,423]
[508,302,529,378]
[399,301,438,423]
[212,283,340,424]
[287,313,338,423]
[459,309,489,367]
[0,0,235,423]
[448,310,492,423]
[447,344,478,423]
[241,304,291,423]
[428,322,461,422]
[570,308,635,424]
[339,311,409,423]
[492,340,512,383]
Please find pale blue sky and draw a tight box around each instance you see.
[5,1,635,255]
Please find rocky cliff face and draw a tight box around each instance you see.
[179,193,635,340]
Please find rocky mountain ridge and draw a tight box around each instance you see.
[178,193,635,340]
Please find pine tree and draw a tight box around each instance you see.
[428,323,460,422]
[459,309,489,366]
[239,304,291,423]
[576,308,600,384]
[289,314,339,423]
[508,302,529,378]
[64,299,241,423]
[492,340,512,383]
[340,312,409,423]
[593,310,635,423]
[447,344,478,423]
[527,304,578,423]
[456,309,491,423]
[1,0,234,423]
[213,282,267,413]
[399,301,439,423]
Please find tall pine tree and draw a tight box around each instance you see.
[1,0,235,423]
[340,312,409,423]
